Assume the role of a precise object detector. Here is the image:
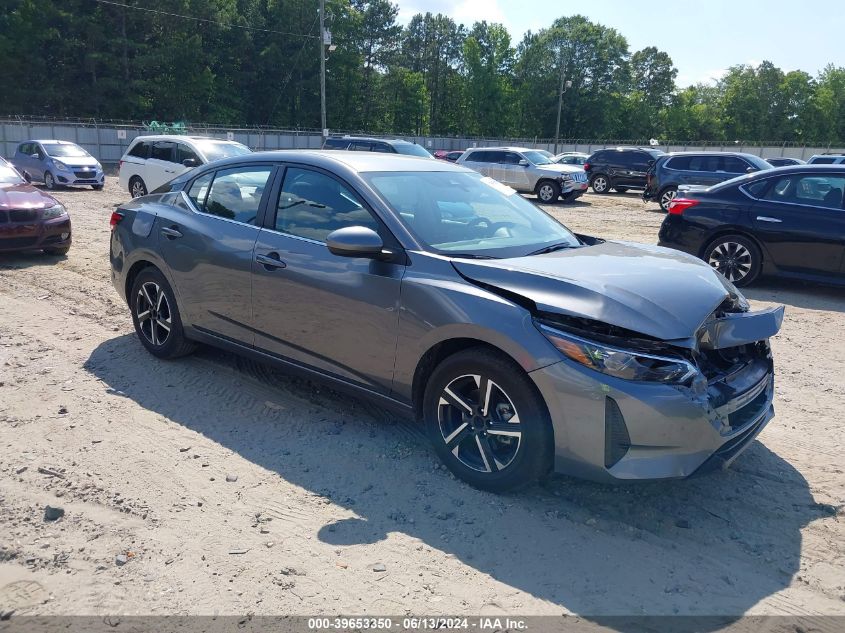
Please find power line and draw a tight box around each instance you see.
[92,0,320,39]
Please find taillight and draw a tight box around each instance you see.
[110,211,125,229]
[667,198,700,215]
[583,162,591,171]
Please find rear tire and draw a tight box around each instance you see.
[536,180,560,204]
[702,234,762,287]
[590,174,610,194]
[130,268,196,359]
[658,186,678,212]
[423,348,553,492]
[129,176,147,198]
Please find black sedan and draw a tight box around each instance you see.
[658,165,845,286]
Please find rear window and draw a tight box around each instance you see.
[809,157,837,164]
[665,156,693,170]
[393,143,432,158]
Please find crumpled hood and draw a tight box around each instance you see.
[535,163,582,175]
[452,241,734,342]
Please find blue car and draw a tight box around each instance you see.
[13,140,105,190]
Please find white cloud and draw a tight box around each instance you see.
[395,0,506,28]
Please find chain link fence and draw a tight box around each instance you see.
[2,116,843,164]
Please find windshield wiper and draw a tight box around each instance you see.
[525,243,578,256]
[447,253,498,259]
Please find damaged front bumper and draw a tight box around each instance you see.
[529,306,782,482]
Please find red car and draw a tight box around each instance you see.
[0,157,71,255]
[434,150,465,162]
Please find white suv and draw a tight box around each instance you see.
[807,154,845,165]
[119,135,251,198]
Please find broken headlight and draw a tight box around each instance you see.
[538,324,698,384]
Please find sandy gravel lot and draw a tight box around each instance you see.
[1,178,843,622]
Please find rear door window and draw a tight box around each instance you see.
[350,141,374,152]
[809,157,837,165]
[188,172,214,209]
[201,166,274,224]
[150,142,176,163]
[666,156,693,170]
[323,138,350,150]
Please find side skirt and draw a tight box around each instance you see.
[185,326,416,420]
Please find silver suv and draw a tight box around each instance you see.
[457,147,588,203]
[807,154,845,165]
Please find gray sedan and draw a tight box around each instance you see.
[109,151,783,492]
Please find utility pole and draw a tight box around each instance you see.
[319,0,327,144]
[553,50,571,155]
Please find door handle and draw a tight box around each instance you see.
[756,216,782,223]
[255,253,286,270]
[161,226,183,239]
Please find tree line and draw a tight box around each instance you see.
[2,0,844,143]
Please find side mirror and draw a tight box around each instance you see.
[182,158,199,168]
[326,226,384,258]
[746,167,756,173]
[31,153,40,159]
[518,159,529,167]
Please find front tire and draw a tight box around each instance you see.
[130,268,196,359]
[423,348,553,492]
[44,171,57,190]
[536,180,560,204]
[92,184,104,191]
[129,176,147,198]
[703,234,761,287]
[590,174,610,194]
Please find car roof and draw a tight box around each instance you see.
[26,139,83,145]
[661,151,765,159]
[129,135,241,143]
[330,136,418,146]
[202,149,473,174]
[809,153,845,158]
[465,146,539,152]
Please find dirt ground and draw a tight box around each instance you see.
[1,177,844,621]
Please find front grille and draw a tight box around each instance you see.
[727,384,769,431]
[74,170,95,177]
[0,236,38,249]
[9,209,39,223]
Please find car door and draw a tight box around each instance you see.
[175,142,202,176]
[717,155,753,183]
[32,143,48,181]
[250,165,404,393]
[608,152,635,185]
[145,141,179,191]
[156,164,277,344]
[685,155,723,187]
[462,151,490,176]
[750,172,845,276]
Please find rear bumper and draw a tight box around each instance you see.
[529,355,775,482]
[0,217,72,253]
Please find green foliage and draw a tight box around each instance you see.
[0,1,841,142]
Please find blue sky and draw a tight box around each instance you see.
[394,0,844,86]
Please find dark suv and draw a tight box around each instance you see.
[322,135,432,158]
[644,152,772,211]
[583,147,665,194]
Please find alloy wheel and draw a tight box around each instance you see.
[136,282,172,346]
[660,189,677,209]
[45,172,55,189]
[538,184,555,202]
[707,241,753,282]
[437,374,522,473]
[131,179,146,198]
[592,176,607,193]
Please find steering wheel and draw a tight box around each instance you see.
[466,216,493,230]
[467,216,516,236]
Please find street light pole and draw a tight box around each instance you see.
[553,49,572,155]
[319,0,327,144]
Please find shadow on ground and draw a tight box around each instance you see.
[84,334,830,629]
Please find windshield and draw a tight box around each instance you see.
[523,151,553,165]
[195,141,252,162]
[0,165,25,184]
[364,171,580,258]
[394,143,432,158]
[43,143,89,158]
